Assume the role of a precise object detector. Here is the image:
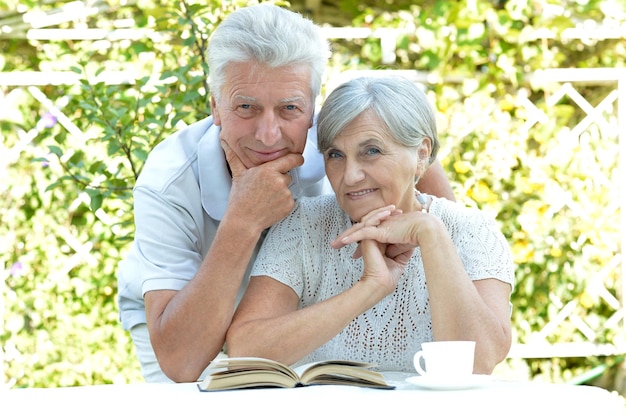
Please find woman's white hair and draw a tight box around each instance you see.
[317,76,440,164]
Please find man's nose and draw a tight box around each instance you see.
[255,112,281,146]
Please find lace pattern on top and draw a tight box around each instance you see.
[251,195,514,372]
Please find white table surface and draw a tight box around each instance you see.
[2,372,624,417]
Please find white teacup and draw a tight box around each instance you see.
[413,341,476,378]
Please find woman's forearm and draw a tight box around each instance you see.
[418,221,512,373]
[226,280,385,365]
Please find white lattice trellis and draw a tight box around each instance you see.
[508,68,626,358]
[2,66,624,360]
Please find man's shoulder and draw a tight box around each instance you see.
[135,117,217,191]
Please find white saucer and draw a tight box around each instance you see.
[405,374,493,390]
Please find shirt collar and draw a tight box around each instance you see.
[198,118,325,220]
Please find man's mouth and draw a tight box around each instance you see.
[252,149,287,163]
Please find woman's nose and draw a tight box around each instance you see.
[343,158,365,185]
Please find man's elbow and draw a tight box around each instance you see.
[158,355,204,383]
[155,345,223,383]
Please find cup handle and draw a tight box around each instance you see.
[413,351,428,375]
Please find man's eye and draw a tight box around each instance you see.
[284,105,297,111]
[240,104,252,109]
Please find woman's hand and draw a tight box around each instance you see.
[332,209,429,251]
[333,206,416,297]
[359,239,414,297]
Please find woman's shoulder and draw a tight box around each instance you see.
[430,196,495,222]
[429,197,506,243]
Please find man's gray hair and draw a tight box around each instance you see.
[317,76,440,164]
[207,4,330,103]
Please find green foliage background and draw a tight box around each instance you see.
[1,0,625,388]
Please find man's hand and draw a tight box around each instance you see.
[222,141,304,233]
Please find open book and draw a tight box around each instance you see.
[197,357,394,391]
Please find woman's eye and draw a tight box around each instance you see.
[326,150,342,159]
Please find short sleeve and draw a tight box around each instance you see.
[251,201,306,296]
[117,176,210,329]
[436,202,515,290]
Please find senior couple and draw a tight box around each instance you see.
[117,4,514,383]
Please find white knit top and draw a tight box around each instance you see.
[251,194,514,372]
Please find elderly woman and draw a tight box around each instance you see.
[226,76,514,374]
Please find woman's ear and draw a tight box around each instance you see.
[415,137,432,176]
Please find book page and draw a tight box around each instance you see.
[294,360,375,376]
[198,369,298,391]
[208,357,300,381]
[296,360,390,387]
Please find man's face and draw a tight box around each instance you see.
[211,61,315,168]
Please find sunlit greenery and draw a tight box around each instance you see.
[1,0,625,389]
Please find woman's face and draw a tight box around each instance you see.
[324,110,426,222]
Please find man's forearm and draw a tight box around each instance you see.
[146,220,262,382]
[418,160,455,201]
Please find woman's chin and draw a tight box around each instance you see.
[342,203,384,223]
[345,210,367,223]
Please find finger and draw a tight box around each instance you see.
[331,205,395,249]
[385,244,415,261]
[359,239,381,262]
[331,228,356,249]
[331,226,378,249]
[392,246,415,266]
[359,205,396,225]
[221,140,248,178]
[351,242,363,259]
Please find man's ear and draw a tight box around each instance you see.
[211,96,221,126]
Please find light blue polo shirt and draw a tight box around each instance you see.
[117,116,330,330]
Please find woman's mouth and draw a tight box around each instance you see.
[347,188,377,197]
